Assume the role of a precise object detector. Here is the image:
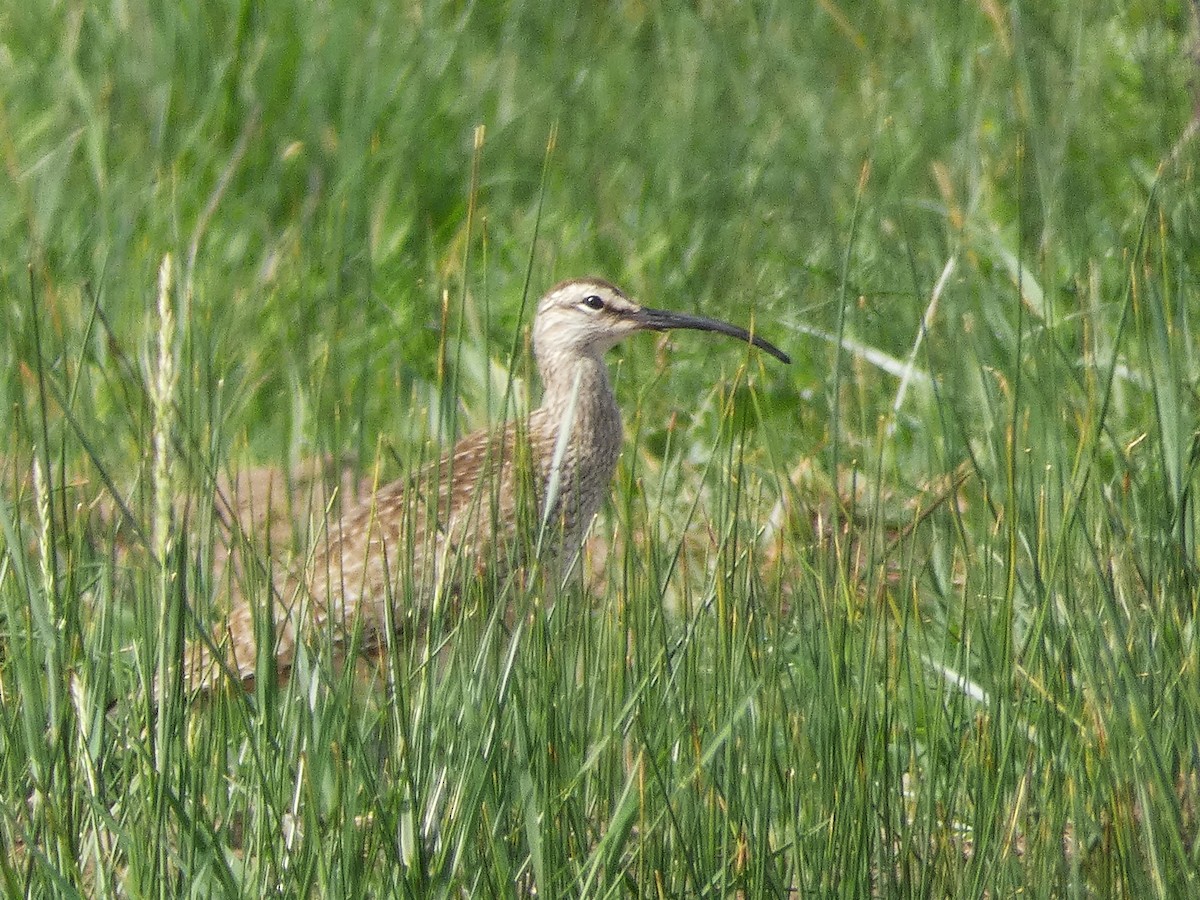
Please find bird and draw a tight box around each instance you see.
[184,278,790,692]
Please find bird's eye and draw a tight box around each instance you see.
[581,295,605,311]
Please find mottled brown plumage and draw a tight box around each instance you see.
[186,278,789,691]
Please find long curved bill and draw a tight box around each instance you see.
[635,307,791,364]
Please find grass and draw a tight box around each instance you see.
[2,0,1199,895]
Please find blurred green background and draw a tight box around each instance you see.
[5,1,1191,468]
[2,1,1199,895]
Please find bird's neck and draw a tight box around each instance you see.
[538,352,618,426]
[533,350,624,547]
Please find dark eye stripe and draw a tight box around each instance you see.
[582,295,605,310]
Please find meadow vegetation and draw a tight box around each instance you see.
[1,1,1198,895]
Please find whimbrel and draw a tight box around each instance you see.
[186,278,789,691]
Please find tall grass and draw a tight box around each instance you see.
[2,0,1198,895]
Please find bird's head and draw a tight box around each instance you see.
[532,278,791,366]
